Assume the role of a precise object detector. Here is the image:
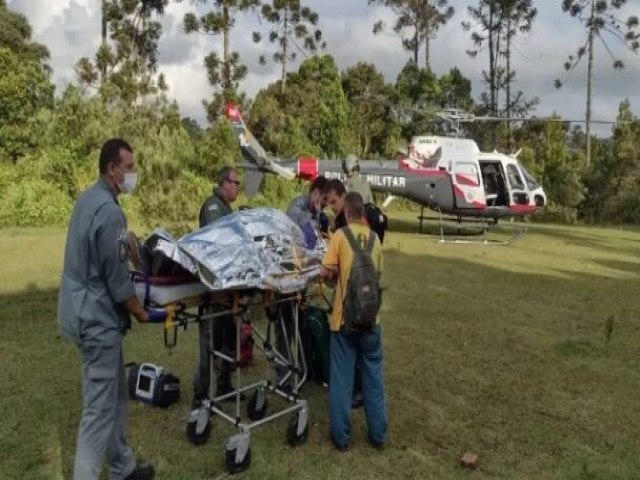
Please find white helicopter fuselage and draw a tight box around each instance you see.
[402,135,546,215]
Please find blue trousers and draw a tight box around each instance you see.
[329,325,387,447]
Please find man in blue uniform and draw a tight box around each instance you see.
[193,166,242,404]
[286,176,329,248]
[58,139,164,480]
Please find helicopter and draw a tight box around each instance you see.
[223,102,547,239]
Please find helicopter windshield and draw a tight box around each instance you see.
[519,162,540,191]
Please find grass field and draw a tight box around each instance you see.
[1,213,640,479]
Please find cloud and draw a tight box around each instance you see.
[6,0,640,137]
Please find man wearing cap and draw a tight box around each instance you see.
[342,154,373,204]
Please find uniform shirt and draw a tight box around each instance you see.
[287,194,320,227]
[287,194,320,248]
[199,188,233,227]
[58,178,135,346]
[322,221,383,332]
[345,174,374,204]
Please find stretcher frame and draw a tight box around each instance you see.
[153,286,313,474]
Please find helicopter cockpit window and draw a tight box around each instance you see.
[506,164,524,190]
[519,163,540,191]
[454,162,480,186]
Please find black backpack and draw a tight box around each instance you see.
[364,202,388,244]
[341,227,381,333]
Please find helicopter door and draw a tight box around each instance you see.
[452,161,485,209]
[505,163,529,206]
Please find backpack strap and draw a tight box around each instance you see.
[341,226,361,258]
[342,226,375,257]
[365,229,375,255]
[338,227,363,314]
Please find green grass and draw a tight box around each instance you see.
[2,213,640,479]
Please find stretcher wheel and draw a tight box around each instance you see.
[286,413,309,446]
[225,445,251,474]
[246,390,268,421]
[186,419,211,446]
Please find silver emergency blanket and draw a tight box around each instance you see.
[151,208,324,293]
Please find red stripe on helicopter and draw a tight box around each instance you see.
[510,204,537,214]
[297,157,319,180]
[455,174,480,187]
[453,185,486,210]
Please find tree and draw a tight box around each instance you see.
[0,1,54,163]
[369,0,454,70]
[438,67,474,111]
[598,101,640,222]
[463,0,503,116]
[0,48,55,163]
[341,62,400,158]
[394,60,442,138]
[248,55,351,158]
[0,0,49,64]
[556,0,640,166]
[500,0,537,119]
[516,119,585,219]
[76,0,169,105]
[253,0,325,93]
[183,0,260,121]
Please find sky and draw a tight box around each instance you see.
[6,0,640,137]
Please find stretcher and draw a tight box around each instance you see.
[135,272,315,474]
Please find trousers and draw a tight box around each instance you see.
[74,341,136,480]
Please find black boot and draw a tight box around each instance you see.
[123,463,155,480]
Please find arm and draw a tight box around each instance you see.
[123,296,149,323]
[321,231,340,282]
[95,206,137,309]
[95,206,162,324]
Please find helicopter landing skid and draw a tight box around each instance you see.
[417,207,527,245]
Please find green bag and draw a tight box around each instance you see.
[304,306,330,385]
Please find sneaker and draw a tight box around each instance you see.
[123,463,155,480]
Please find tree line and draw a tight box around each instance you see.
[0,0,639,232]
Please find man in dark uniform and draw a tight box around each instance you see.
[325,178,347,232]
[58,139,164,480]
[193,166,241,404]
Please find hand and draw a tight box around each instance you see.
[145,308,168,323]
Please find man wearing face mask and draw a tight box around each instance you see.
[265,176,329,392]
[286,176,329,249]
[58,139,163,480]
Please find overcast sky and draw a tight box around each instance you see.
[7,0,640,137]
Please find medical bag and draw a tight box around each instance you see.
[126,362,180,408]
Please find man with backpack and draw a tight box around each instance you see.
[320,192,388,451]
